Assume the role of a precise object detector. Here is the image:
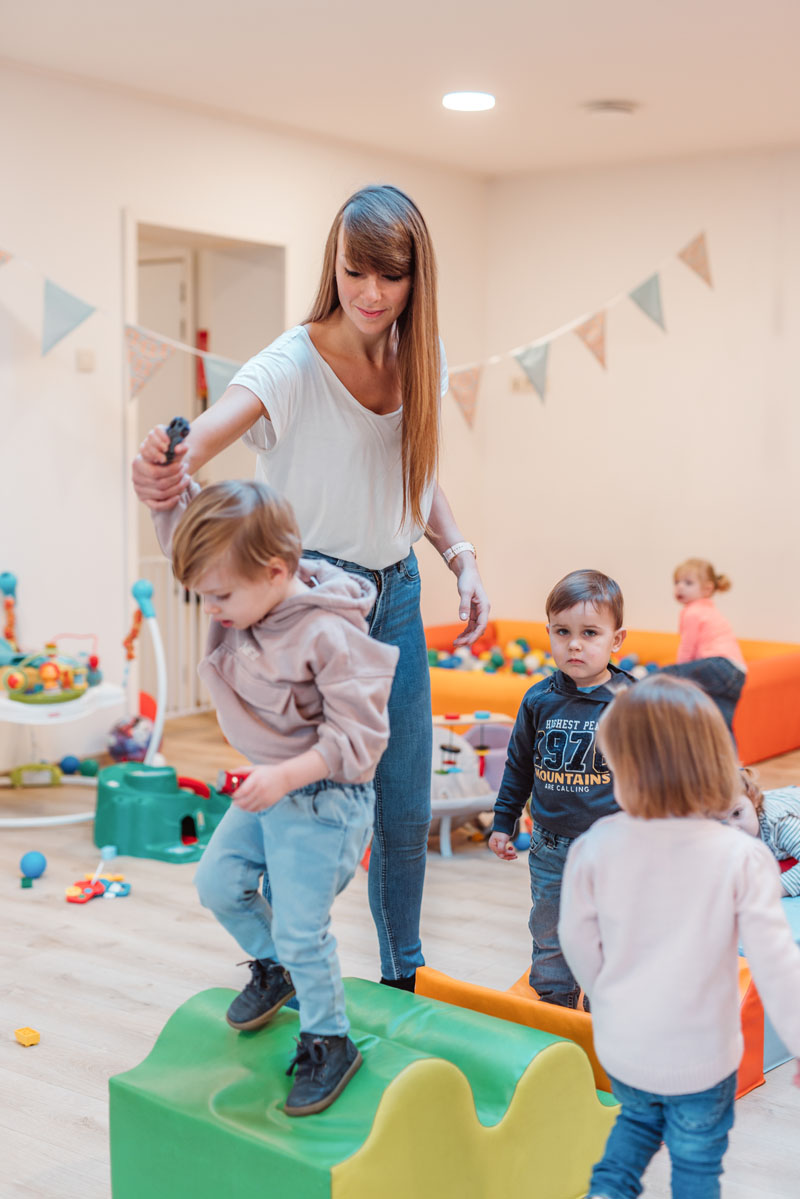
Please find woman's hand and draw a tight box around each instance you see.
[451,555,490,646]
[132,425,192,511]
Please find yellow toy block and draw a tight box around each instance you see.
[15,1027,40,1047]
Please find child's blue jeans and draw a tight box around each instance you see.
[528,822,582,1007]
[195,779,374,1036]
[590,1071,737,1199]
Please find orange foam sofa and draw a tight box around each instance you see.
[427,620,800,766]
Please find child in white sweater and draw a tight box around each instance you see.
[559,675,800,1199]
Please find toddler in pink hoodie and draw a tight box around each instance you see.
[153,477,398,1117]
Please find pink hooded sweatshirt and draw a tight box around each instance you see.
[153,489,399,784]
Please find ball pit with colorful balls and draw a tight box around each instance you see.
[427,639,561,679]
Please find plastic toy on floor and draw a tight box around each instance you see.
[109,979,618,1199]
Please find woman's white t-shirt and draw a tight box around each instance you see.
[232,325,448,570]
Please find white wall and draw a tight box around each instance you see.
[0,62,487,679]
[479,150,800,642]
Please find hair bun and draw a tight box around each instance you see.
[714,573,732,592]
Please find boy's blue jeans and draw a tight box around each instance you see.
[528,822,582,1007]
[590,1071,737,1199]
[195,779,374,1036]
[302,548,432,981]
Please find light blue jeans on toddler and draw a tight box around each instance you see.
[590,1071,737,1199]
[195,778,374,1037]
[528,822,582,1007]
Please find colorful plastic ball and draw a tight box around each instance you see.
[513,832,531,851]
[489,649,505,668]
[515,638,530,653]
[79,758,99,776]
[631,664,649,680]
[20,851,47,879]
[618,654,639,671]
[645,662,659,674]
[59,755,81,775]
[505,642,524,660]
[427,649,440,666]
[511,659,527,674]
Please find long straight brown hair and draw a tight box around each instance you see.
[305,184,440,529]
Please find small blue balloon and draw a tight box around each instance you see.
[20,851,47,879]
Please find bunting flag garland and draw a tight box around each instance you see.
[628,274,666,331]
[448,366,482,428]
[574,312,607,369]
[0,230,713,423]
[514,343,549,402]
[42,280,96,355]
[678,232,712,288]
[204,355,242,406]
[125,325,173,397]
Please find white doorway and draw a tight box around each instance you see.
[133,224,285,718]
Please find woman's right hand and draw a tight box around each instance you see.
[131,424,192,511]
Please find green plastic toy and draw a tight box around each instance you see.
[94,762,230,863]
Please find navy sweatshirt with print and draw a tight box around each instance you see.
[492,664,635,840]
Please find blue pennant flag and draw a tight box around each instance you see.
[42,280,95,355]
[514,342,549,402]
[203,355,241,406]
[629,274,665,331]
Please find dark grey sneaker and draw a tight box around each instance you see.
[226,958,295,1031]
[284,1032,362,1116]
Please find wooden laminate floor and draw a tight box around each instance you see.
[1,713,799,1198]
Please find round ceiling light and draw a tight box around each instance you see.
[442,92,496,112]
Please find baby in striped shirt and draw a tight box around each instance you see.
[727,769,800,897]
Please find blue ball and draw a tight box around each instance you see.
[618,654,639,671]
[59,755,81,775]
[20,851,47,879]
[513,832,531,851]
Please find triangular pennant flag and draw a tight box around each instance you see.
[514,342,549,402]
[42,280,95,354]
[574,311,607,369]
[448,366,482,428]
[204,355,241,406]
[0,250,11,268]
[678,232,712,288]
[629,274,665,330]
[125,325,173,397]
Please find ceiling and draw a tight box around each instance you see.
[5,0,800,177]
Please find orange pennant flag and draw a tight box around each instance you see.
[678,233,712,288]
[125,326,173,397]
[448,366,482,429]
[575,312,607,369]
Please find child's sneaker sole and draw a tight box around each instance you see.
[284,1049,362,1116]
[226,986,296,1031]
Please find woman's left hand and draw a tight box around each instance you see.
[451,557,490,646]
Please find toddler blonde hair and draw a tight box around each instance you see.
[171,481,302,589]
[739,767,765,814]
[597,675,739,819]
[673,558,731,593]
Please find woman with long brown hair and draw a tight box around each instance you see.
[132,183,489,992]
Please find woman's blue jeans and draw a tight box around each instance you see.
[300,547,432,980]
[590,1072,737,1199]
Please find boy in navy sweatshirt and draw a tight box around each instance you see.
[489,569,634,1008]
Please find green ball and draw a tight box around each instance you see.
[489,650,505,668]
[79,758,99,777]
[511,659,527,674]
[427,649,440,666]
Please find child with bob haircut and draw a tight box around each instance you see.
[666,557,746,734]
[489,569,634,1008]
[727,768,800,897]
[559,675,800,1199]
[154,477,399,1117]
